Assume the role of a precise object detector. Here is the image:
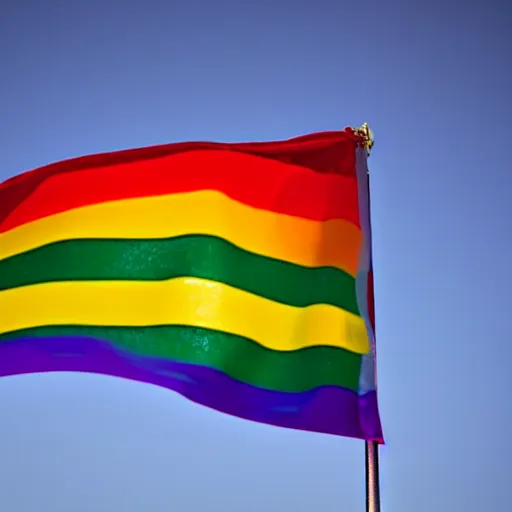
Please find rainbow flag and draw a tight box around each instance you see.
[0,128,383,442]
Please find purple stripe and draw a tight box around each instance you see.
[0,336,383,441]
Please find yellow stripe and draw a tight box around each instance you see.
[0,191,361,274]
[0,278,370,354]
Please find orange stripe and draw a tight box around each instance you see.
[0,190,362,275]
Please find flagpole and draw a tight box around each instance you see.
[354,123,381,512]
[365,441,380,512]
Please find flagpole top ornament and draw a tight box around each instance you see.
[353,123,374,155]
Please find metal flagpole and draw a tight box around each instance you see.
[354,123,381,512]
[366,441,381,512]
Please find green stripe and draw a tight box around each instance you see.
[0,235,359,313]
[0,326,362,393]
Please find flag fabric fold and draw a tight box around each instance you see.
[0,128,383,442]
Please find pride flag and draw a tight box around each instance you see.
[0,128,383,442]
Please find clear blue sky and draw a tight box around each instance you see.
[1,1,511,511]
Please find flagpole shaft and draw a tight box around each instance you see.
[356,124,381,512]
[365,440,380,512]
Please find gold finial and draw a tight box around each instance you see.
[353,123,374,155]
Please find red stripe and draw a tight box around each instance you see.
[1,131,360,232]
